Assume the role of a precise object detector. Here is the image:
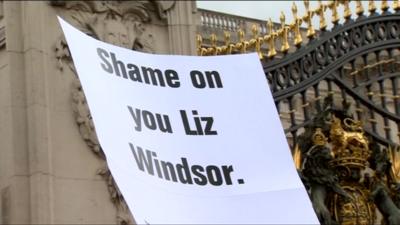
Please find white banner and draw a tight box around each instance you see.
[59,17,318,224]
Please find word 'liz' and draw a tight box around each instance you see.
[128,106,217,136]
[180,110,217,135]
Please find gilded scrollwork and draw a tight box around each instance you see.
[51,1,175,224]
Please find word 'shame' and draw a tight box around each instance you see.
[97,48,223,89]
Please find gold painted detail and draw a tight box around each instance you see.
[293,144,302,170]
[303,0,316,39]
[389,145,400,182]
[279,91,336,117]
[394,0,400,11]
[381,0,390,12]
[266,18,277,58]
[291,2,303,47]
[343,0,352,21]
[328,0,340,24]
[279,12,290,53]
[329,116,370,169]
[330,185,375,225]
[316,0,327,31]
[355,0,364,16]
[369,0,377,14]
[349,59,396,76]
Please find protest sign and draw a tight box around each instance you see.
[59,17,318,224]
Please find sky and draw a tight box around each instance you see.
[196,1,393,29]
[196,1,310,21]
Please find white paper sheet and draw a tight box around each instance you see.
[58,17,319,224]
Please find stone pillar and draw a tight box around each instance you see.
[0,0,200,224]
[0,1,119,224]
[166,1,197,55]
[0,2,30,223]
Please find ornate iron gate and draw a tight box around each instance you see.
[264,4,400,151]
[197,1,400,224]
[197,0,400,150]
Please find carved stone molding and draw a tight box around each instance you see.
[0,26,5,49]
[72,79,133,224]
[51,1,155,50]
[51,1,175,224]
[0,0,5,49]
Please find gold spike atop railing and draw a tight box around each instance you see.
[210,33,219,55]
[196,34,201,54]
[343,0,352,21]
[223,31,233,55]
[394,0,400,10]
[279,11,290,53]
[394,0,400,11]
[291,2,303,47]
[251,24,264,59]
[196,34,205,56]
[303,0,316,39]
[328,0,340,25]
[355,0,364,16]
[236,29,248,53]
[223,31,230,46]
[210,33,217,48]
[316,0,327,31]
[266,18,277,58]
[238,29,244,43]
[369,0,377,14]
[251,24,258,38]
[381,0,389,12]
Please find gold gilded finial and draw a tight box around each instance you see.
[210,33,217,55]
[251,24,258,38]
[291,2,303,47]
[329,0,340,25]
[196,34,203,56]
[394,0,400,11]
[316,0,327,31]
[342,0,351,20]
[279,11,290,53]
[223,31,233,54]
[236,29,247,53]
[355,0,364,16]
[224,31,230,46]
[304,0,310,10]
[251,24,263,59]
[381,0,389,12]
[292,2,298,16]
[196,34,204,56]
[266,18,277,58]
[303,0,316,39]
[369,0,376,14]
[280,11,285,23]
[210,33,220,55]
[238,29,244,43]
[210,33,217,48]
